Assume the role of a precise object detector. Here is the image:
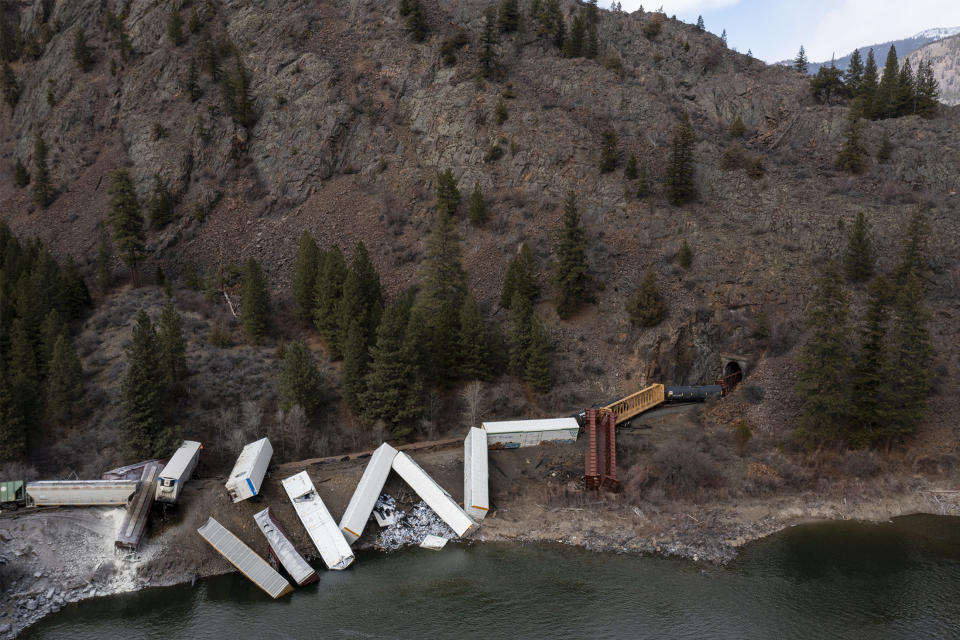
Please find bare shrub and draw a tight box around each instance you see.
[621,464,653,502]
[843,449,881,478]
[653,441,720,495]
[461,381,486,429]
[880,181,914,204]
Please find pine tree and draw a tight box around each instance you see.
[843,211,873,283]
[313,245,348,354]
[107,170,145,286]
[494,96,508,125]
[677,239,693,269]
[157,299,188,399]
[501,243,539,309]
[458,293,491,381]
[230,54,256,128]
[696,15,704,31]
[341,316,371,413]
[96,227,113,291]
[45,333,83,423]
[31,133,52,209]
[849,276,891,447]
[810,62,844,104]
[73,28,94,72]
[121,310,175,458]
[624,153,638,179]
[729,115,746,138]
[896,59,915,116]
[361,292,423,435]
[59,256,91,321]
[666,115,696,205]
[881,272,932,443]
[436,168,461,217]
[404,0,429,43]
[793,45,808,74]
[469,182,488,226]
[13,158,29,187]
[563,13,585,58]
[292,231,319,325]
[337,242,383,358]
[240,258,271,341]
[721,29,727,46]
[147,175,175,228]
[8,318,40,435]
[553,192,589,319]
[845,48,864,95]
[409,211,467,384]
[0,369,26,462]
[636,157,650,198]
[837,113,866,174]
[508,291,533,373]
[1,61,18,107]
[585,22,598,59]
[876,45,899,119]
[876,130,893,162]
[914,59,940,119]
[859,49,879,119]
[895,207,930,286]
[598,130,618,173]
[187,57,202,101]
[167,4,185,46]
[279,341,324,416]
[524,314,551,393]
[480,7,499,78]
[627,267,667,327]
[498,0,520,32]
[795,263,853,444]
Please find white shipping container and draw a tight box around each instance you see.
[225,438,273,503]
[339,443,398,544]
[26,480,138,506]
[282,471,355,570]
[253,508,318,586]
[463,427,489,521]
[155,440,202,503]
[481,417,580,449]
[197,517,293,599]
[391,452,477,538]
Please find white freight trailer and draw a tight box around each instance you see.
[26,480,138,506]
[391,452,477,538]
[463,427,489,521]
[196,517,293,599]
[253,508,318,586]
[339,443,398,543]
[225,438,272,503]
[155,440,202,503]
[481,417,580,448]
[282,471,355,570]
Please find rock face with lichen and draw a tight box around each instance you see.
[0,0,958,455]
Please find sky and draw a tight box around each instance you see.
[617,0,960,63]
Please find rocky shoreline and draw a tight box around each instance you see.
[3,483,958,639]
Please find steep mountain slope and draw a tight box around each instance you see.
[1,0,959,472]
[803,26,960,73]
[908,33,960,105]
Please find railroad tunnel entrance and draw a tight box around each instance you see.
[723,361,742,378]
[716,356,746,393]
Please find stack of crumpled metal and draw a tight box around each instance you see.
[374,498,457,551]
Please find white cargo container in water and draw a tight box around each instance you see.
[463,427,489,521]
[481,417,580,449]
[225,438,272,503]
[282,471,355,570]
[391,452,477,538]
[339,443,398,544]
[253,507,318,586]
[196,517,293,599]
[155,440,202,503]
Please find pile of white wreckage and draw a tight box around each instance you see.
[197,418,580,599]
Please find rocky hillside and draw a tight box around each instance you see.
[908,33,960,106]
[1,0,959,473]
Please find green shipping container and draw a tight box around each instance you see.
[0,480,25,505]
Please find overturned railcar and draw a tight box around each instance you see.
[463,427,489,522]
[481,417,580,449]
[339,443,398,544]
[225,438,272,503]
[26,480,138,506]
[282,471,355,570]
[156,440,202,504]
[253,507,318,586]
[391,452,477,538]
[197,517,293,599]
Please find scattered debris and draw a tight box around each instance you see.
[372,494,397,527]
[419,535,448,550]
[376,501,458,551]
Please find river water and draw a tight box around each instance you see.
[23,515,960,639]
